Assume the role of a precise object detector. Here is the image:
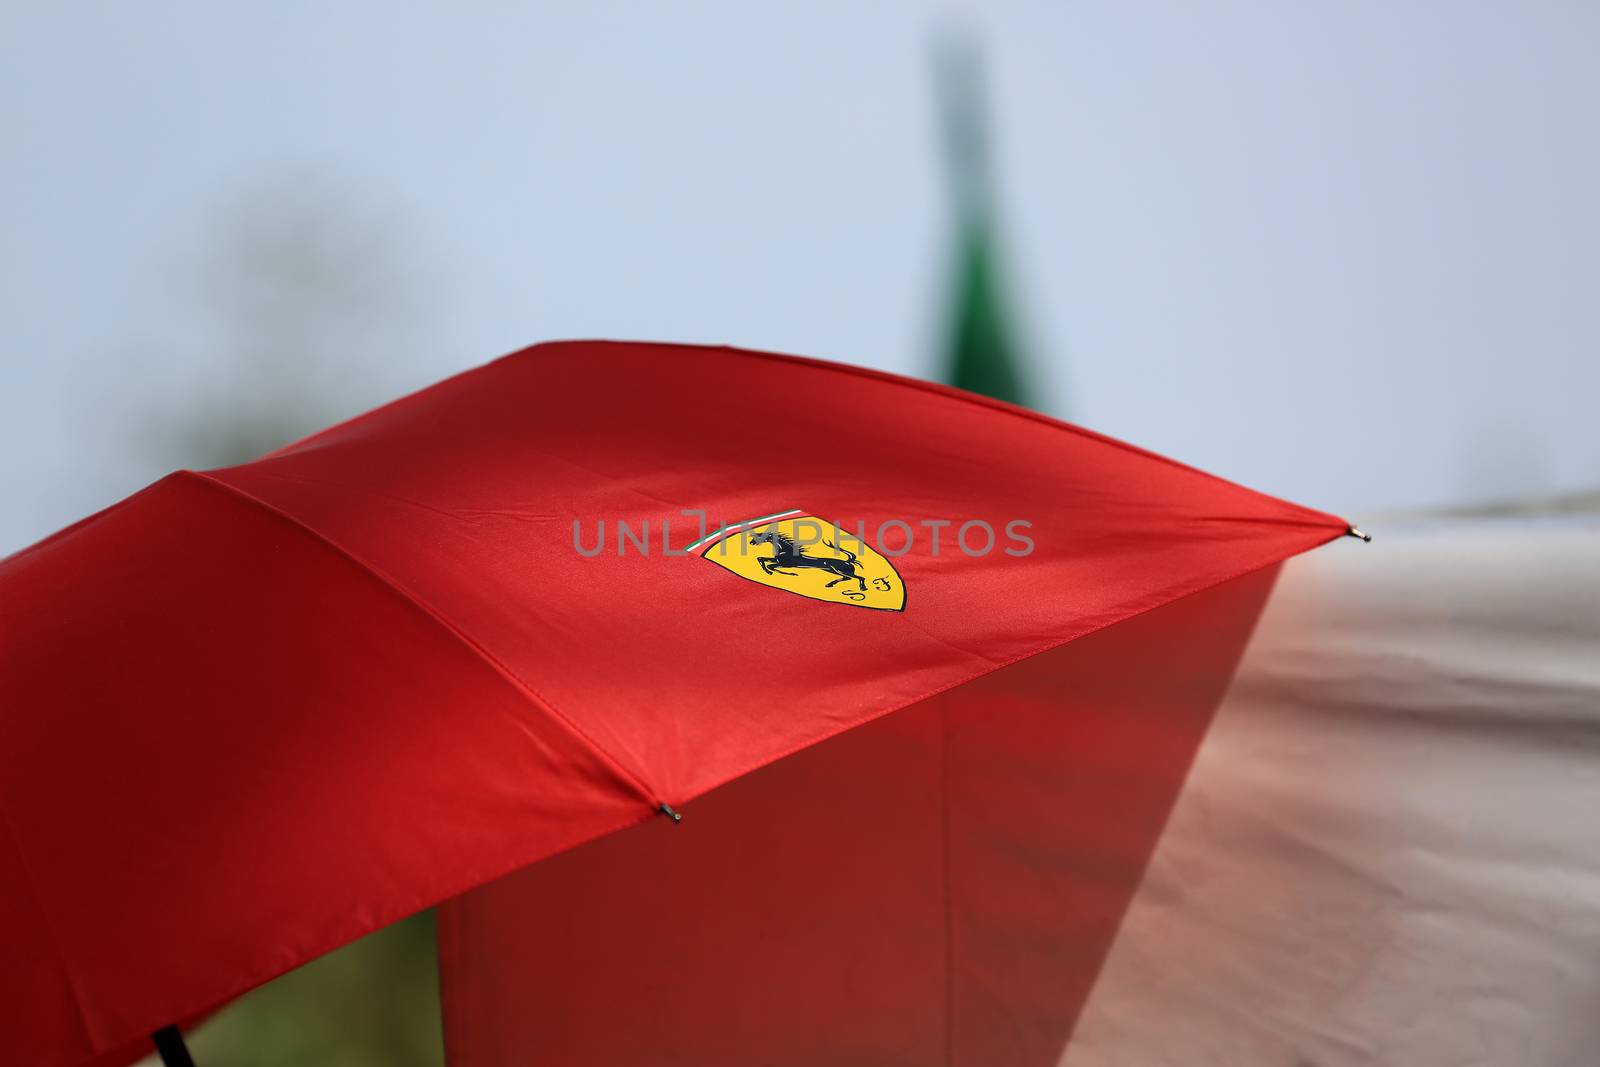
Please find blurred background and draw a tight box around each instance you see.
[2,2,1594,1064]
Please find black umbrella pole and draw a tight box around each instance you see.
[152,1025,196,1067]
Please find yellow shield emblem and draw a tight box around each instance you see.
[692,510,906,611]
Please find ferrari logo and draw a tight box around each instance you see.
[692,510,905,611]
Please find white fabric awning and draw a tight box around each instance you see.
[1068,510,1600,1065]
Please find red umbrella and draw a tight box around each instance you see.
[0,341,1355,1066]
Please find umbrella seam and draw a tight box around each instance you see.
[175,469,662,809]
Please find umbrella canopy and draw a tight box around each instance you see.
[0,341,1350,1067]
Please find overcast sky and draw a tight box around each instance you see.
[3,1,1596,553]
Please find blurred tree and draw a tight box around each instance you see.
[145,177,432,469]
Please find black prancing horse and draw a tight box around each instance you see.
[747,530,867,591]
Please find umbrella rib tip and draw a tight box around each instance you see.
[1347,525,1373,543]
[658,802,683,823]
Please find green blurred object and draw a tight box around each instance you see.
[936,36,1032,409]
[150,912,442,1067]
[944,223,1029,407]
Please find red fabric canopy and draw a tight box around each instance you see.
[0,341,1347,1066]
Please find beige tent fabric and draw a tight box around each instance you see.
[1066,513,1600,1066]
